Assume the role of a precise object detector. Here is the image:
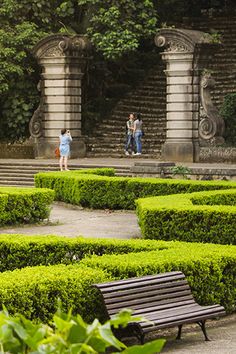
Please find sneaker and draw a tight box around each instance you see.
[131,151,135,155]
[125,151,129,156]
[135,152,141,155]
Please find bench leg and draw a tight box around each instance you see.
[197,320,210,341]
[132,326,145,344]
[176,325,183,340]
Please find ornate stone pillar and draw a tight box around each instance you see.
[155,29,222,162]
[30,34,90,158]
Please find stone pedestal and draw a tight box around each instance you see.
[155,29,221,162]
[30,35,90,158]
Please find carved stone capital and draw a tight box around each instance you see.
[33,34,91,59]
[155,29,211,53]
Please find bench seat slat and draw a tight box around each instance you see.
[132,299,195,315]
[140,305,225,328]
[102,280,189,299]
[134,303,203,320]
[142,307,226,333]
[96,274,185,293]
[106,289,192,311]
[95,271,184,290]
[107,294,195,315]
[104,284,191,304]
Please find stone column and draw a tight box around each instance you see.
[29,35,90,158]
[155,29,217,162]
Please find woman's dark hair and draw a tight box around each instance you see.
[136,113,141,121]
[61,128,66,135]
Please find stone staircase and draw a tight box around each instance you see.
[86,14,236,158]
[183,15,236,108]
[86,64,167,158]
[0,161,132,187]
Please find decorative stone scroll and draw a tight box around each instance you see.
[30,34,91,158]
[155,28,221,162]
[199,71,225,144]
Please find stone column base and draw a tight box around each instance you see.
[34,138,86,159]
[162,141,199,162]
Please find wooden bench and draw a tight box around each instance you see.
[94,271,226,344]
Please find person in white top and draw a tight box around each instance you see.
[124,113,135,156]
[134,113,143,155]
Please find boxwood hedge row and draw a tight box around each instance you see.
[0,264,110,323]
[0,187,54,225]
[0,234,168,272]
[81,241,236,313]
[34,169,236,209]
[136,189,236,244]
[0,236,235,321]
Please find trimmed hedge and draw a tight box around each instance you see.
[0,187,54,225]
[34,169,236,209]
[0,234,169,272]
[0,237,236,320]
[81,241,236,312]
[136,189,236,244]
[0,264,110,323]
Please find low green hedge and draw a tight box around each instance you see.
[0,187,54,225]
[136,189,236,244]
[0,264,110,323]
[34,169,236,209]
[81,241,236,312]
[0,234,169,272]
[0,237,236,320]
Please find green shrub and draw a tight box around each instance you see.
[0,187,54,225]
[0,264,110,323]
[0,234,169,272]
[136,189,236,244]
[34,169,236,209]
[81,241,236,312]
[220,92,236,145]
[0,308,165,354]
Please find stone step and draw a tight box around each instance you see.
[0,162,133,186]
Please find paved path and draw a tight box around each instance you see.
[0,202,141,239]
[162,314,236,354]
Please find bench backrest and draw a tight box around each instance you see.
[94,271,195,317]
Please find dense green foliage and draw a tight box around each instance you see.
[220,92,236,145]
[0,236,236,319]
[0,234,164,272]
[1,0,230,141]
[0,264,109,323]
[136,189,236,244]
[0,187,54,225]
[35,169,236,209]
[82,241,236,312]
[0,308,165,354]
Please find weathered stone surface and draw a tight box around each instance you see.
[30,34,90,158]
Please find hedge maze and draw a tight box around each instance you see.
[0,169,235,323]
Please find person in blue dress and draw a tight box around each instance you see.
[59,128,72,171]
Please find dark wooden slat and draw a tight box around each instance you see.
[142,308,226,333]
[138,304,207,322]
[106,289,192,312]
[132,299,195,315]
[140,305,226,328]
[102,280,189,300]
[104,284,191,306]
[134,303,201,321]
[95,274,185,293]
[108,295,195,315]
